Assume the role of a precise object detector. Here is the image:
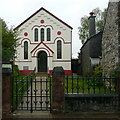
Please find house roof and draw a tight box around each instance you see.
[14,7,73,30]
[80,31,103,50]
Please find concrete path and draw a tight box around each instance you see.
[3,112,120,120]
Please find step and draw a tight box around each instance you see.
[36,72,48,76]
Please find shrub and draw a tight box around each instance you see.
[87,65,103,87]
[12,64,20,77]
[87,65,103,77]
[93,65,103,77]
[109,64,120,78]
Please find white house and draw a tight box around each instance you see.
[15,7,73,75]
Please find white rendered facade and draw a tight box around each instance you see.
[15,7,72,75]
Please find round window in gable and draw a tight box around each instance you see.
[24,32,28,36]
[40,20,44,24]
[57,31,61,35]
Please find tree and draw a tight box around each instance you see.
[1,18,19,62]
[78,8,107,44]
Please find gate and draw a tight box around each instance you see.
[13,74,51,113]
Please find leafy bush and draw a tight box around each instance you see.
[87,65,103,87]
[87,65,103,77]
[110,69,117,78]
[109,64,120,78]
[12,64,20,77]
[93,65,103,77]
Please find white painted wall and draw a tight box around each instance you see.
[15,8,72,72]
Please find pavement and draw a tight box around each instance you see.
[2,111,120,120]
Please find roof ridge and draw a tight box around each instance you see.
[14,7,73,30]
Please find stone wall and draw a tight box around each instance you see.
[65,94,118,113]
[102,1,120,77]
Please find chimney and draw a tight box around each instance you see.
[88,12,96,37]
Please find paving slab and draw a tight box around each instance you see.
[2,112,120,120]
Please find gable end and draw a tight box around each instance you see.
[14,7,73,30]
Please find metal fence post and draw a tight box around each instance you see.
[51,66,65,113]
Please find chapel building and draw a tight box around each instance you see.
[15,7,73,75]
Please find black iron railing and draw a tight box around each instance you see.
[13,73,34,111]
[13,73,51,113]
[65,76,119,112]
[65,76,117,94]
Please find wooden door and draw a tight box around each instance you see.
[38,51,47,72]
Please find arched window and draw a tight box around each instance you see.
[57,40,62,59]
[41,28,44,41]
[24,41,28,59]
[47,28,51,41]
[34,28,38,41]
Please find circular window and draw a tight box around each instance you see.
[40,20,44,23]
[24,32,28,36]
[57,31,61,35]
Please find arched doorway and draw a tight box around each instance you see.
[37,51,47,72]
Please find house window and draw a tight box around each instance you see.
[23,66,29,70]
[57,40,62,59]
[24,41,28,59]
[47,28,51,41]
[34,28,38,41]
[41,28,44,41]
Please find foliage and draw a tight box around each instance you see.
[65,75,115,94]
[87,65,102,77]
[12,69,35,111]
[109,64,120,78]
[1,18,19,62]
[78,16,89,44]
[78,8,107,44]
[110,68,117,78]
[93,65,103,77]
[87,65,103,87]
[13,75,33,110]
[12,64,21,78]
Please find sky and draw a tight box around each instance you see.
[0,0,109,58]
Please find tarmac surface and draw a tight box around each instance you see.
[2,111,120,120]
